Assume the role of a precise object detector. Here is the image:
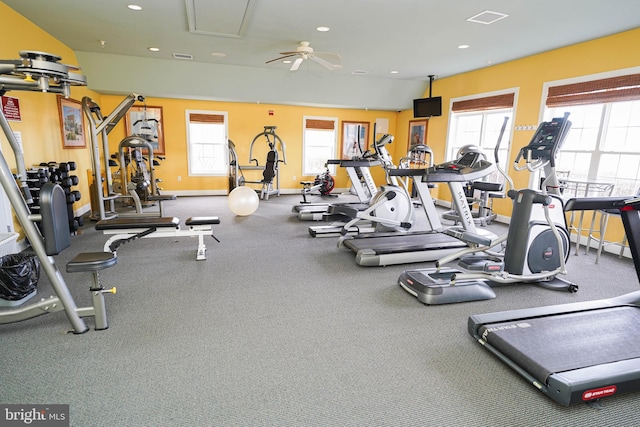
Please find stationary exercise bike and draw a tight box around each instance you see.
[299,163,336,204]
[399,114,577,305]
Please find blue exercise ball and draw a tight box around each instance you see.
[228,186,259,216]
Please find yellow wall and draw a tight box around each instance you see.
[421,27,640,218]
[415,27,639,243]
[99,96,398,193]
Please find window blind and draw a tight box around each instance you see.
[546,74,640,107]
[189,113,224,123]
[305,119,335,130]
[452,93,515,113]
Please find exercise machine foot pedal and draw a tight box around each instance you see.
[398,267,496,305]
[459,254,504,272]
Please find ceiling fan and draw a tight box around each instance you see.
[266,41,341,71]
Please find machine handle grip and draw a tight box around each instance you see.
[533,194,552,205]
[507,189,552,205]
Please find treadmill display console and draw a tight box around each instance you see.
[457,152,478,168]
[435,152,480,172]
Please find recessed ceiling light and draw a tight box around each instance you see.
[127,5,142,11]
[283,60,292,64]
[148,47,160,52]
[458,44,470,49]
[316,26,330,32]
[211,52,227,57]
[390,70,399,74]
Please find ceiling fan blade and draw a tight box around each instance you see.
[265,54,297,64]
[290,57,304,71]
[310,55,336,71]
[315,52,342,63]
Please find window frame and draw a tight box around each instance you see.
[445,89,517,182]
[302,116,338,176]
[541,67,640,196]
[185,109,228,177]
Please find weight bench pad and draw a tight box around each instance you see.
[95,216,180,230]
[67,252,117,273]
[186,216,221,226]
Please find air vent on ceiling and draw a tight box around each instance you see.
[173,53,194,60]
[186,0,256,38]
[466,10,509,25]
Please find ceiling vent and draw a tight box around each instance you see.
[466,10,509,25]
[186,0,255,38]
[173,53,194,60]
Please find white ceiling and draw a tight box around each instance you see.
[4,0,640,110]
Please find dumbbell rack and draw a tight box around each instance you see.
[27,161,84,233]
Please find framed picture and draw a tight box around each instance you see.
[341,121,369,159]
[408,119,428,149]
[125,105,165,155]
[57,96,86,149]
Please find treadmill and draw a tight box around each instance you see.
[339,151,497,266]
[468,195,640,406]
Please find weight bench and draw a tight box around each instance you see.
[0,183,117,333]
[96,215,220,261]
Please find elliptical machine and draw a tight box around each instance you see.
[337,134,416,236]
[398,113,577,305]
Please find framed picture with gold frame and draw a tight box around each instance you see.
[57,96,86,149]
[125,105,165,155]
[408,119,428,149]
[341,121,369,159]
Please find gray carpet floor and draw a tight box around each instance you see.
[1,193,639,426]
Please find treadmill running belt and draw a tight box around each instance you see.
[478,306,640,384]
[342,232,465,254]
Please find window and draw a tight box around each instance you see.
[446,92,515,182]
[544,71,640,196]
[303,116,338,175]
[186,110,228,176]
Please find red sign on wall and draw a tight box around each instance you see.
[1,96,21,121]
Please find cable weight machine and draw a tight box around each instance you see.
[231,126,287,200]
[0,51,118,333]
[82,93,145,221]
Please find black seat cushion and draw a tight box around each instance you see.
[66,252,117,273]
